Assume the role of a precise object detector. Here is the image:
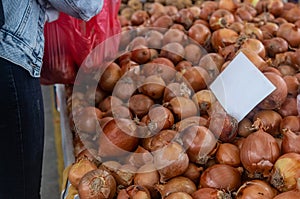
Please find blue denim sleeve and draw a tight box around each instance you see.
[47,0,104,21]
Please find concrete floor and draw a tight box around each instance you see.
[41,85,60,199]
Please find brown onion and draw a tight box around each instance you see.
[129,94,154,118]
[240,38,266,58]
[73,106,103,133]
[143,105,174,134]
[209,9,235,31]
[237,48,268,71]
[240,123,280,178]
[192,188,231,199]
[100,62,121,92]
[277,23,300,48]
[216,143,241,167]
[263,37,289,58]
[280,115,300,133]
[174,116,208,132]
[163,29,187,46]
[125,146,153,168]
[153,142,189,183]
[211,28,239,51]
[145,30,163,49]
[155,176,197,198]
[117,185,151,199]
[208,112,239,143]
[68,158,98,188]
[160,42,185,64]
[134,164,160,199]
[184,44,205,65]
[167,97,199,120]
[278,96,298,117]
[235,180,277,199]
[283,75,299,97]
[181,125,217,164]
[78,168,116,199]
[182,66,211,92]
[98,96,123,113]
[237,117,253,138]
[142,129,178,152]
[282,129,300,154]
[270,152,300,192]
[273,188,300,199]
[140,75,166,100]
[174,8,194,30]
[278,65,297,76]
[252,109,282,136]
[182,162,203,184]
[198,53,225,80]
[192,89,216,115]
[163,82,192,103]
[165,192,193,199]
[200,164,242,191]
[98,118,139,157]
[258,72,288,110]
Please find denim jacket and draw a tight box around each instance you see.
[0,0,103,77]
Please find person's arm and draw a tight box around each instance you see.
[47,0,104,21]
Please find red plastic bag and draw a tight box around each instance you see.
[40,0,121,85]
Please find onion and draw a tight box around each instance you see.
[165,192,193,199]
[192,188,231,199]
[211,28,239,51]
[240,122,280,178]
[175,60,192,73]
[163,82,192,103]
[260,22,279,40]
[237,117,253,138]
[252,109,282,136]
[143,105,174,134]
[192,89,216,116]
[85,86,107,106]
[184,44,205,65]
[240,38,266,58]
[163,29,187,46]
[100,62,121,92]
[174,116,208,132]
[125,146,153,168]
[241,23,264,41]
[145,30,163,49]
[131,10,149,26]
[278,65,297,76]
[100,161,136,187]
[258,72,288,110]
[134,164,160,199]
[167,97,199,120]
[199,1,219,20]
[200,164,242,191]
[219,0,237,12]
[151,15,174,30]
[139,75,166,100]
[174,8,194,30]
[283,75,299,97]
[209,9,235,31]
[181,125,217,164]
[155,176,196,198]
[278,96,298,117]
[280,6,300,23]
[68,158,98,188]
[235,180,277,199]
[129,94,154,118]
[263,37,289,58]
[153,142,189,183]
[216,143,241,167]
[98,118,139,157]
[117,185,151,199]
[98,96,123,113]
[282,129,300,154]
[235,4,257,22]
[273,187,300,199]
[182,66,211,92]
[277,23,300,48]
[142,129,178,152]
[237,48,268,71]
[73,106,103,134]
[280,115,300,133]
[182,162,203,184]
[160,42,185,64]
[198,53,225,80]
[131,45,151,65]
[270,152,300,192]
[208,112,239,143]
[78,168,116,199]
[143,58,176,83]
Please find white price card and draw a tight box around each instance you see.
[209,52,276,122]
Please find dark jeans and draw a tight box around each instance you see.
[0,58,44,199]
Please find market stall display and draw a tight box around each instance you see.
[60,0,300,198]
